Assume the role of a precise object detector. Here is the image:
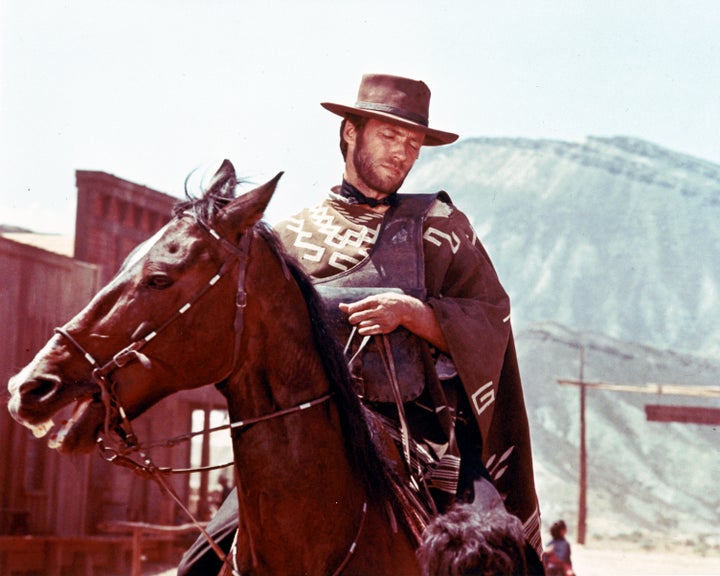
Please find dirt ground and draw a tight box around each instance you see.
[569,545,720,576]
[146,545,720,575]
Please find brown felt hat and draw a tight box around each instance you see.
[321,73,459,146]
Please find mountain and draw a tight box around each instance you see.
[0,224,33,233]
[406,136,720,357]
[407,137,720,544]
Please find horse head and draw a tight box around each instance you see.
[7,160,282,454]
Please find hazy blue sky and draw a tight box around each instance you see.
[1,0,718,234]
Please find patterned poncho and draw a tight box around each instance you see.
[275,188,543,556]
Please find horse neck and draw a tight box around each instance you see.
[225,241,336,428]
[221,243,372,569]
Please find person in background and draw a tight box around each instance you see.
[216,474,232,504]
[543,520,574,576]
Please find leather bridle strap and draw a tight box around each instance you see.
[227,392,334,439]
[378,335,413,472]
[54,326,139,446]
[53,220,253,445]
[197,220,253,375]
[330,500,368,576]
[147,461,238,573]
[376,334,437,516]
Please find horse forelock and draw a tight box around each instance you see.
[174,194,228,231]
[174,172,239,229]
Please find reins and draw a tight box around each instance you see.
[344,329,432,515]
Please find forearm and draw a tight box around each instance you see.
[339,292,449,352]
[397,296,449,352]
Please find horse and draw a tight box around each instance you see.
[7,161,424,575]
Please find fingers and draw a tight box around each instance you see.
[345,305,387,334]
[357,319,383,334]
[338,296,377,315]
[339,293,402,314]
[336,293,446,351]
[339,297,374,321]
[338,293,405,334]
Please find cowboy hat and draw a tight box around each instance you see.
[321,73,459,146]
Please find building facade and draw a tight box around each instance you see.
[1,171,229,573]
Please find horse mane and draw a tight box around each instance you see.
[256,224,419,525]
[173,183,422,539]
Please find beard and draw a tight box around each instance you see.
[352,136,410,196]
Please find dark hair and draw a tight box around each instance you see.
[417,504,528,576]
[339,114,369,160]
[550,520,567,540]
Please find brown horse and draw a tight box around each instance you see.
[7,161,423,575]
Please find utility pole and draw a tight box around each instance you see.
[577,345,587,545]
[557,375,720,545]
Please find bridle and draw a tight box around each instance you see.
[53,214,364,575]
[54,215,255,456]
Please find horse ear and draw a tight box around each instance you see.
[218,172,283,235]
[205,159,238,198]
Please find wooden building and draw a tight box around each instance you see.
[1,171,229,574]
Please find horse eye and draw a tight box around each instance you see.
[146,274,174,290]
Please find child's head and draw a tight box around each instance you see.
[417,503,528,576]
[550,519,567,540]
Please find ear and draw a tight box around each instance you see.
[205,159,238,198]
[217,172,283,237]
[343,120,359,147]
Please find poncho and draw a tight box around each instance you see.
[275,188,543,556]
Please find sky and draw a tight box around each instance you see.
[1,0,718,235]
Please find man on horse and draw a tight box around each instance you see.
[179,73,544,575]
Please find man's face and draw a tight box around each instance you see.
[347,118,424,197]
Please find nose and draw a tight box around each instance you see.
[11,373,62,401]
[8,334,62,397]
[8,367,65,423]
[7,369,62,427]
[390,141,407,162]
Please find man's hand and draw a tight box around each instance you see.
[339,292,448,352]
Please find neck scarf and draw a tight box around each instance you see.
[339,180,398,207]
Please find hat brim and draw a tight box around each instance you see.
[321,102,458,146]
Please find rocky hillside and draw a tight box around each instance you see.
[407,136,720,357]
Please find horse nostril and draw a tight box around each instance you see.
[20,376,62,401]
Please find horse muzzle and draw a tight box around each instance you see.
[8,360,107,454]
